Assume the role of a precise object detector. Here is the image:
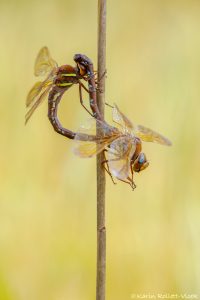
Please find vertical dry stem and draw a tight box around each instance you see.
[96,1,106,300]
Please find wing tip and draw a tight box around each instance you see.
[165,139,172,146]
[24,116,29,125]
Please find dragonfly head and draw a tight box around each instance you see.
[132,152,149,173]
[74,54,93,76]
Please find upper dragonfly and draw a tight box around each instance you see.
[74,104,172,189]
[25,47,101,125]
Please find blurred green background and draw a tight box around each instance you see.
[0,0,200,299]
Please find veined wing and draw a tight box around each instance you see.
[107,136,136,180]
[73,141,106,158]
[25,84,52,124]
[34,47,58,77]
[112,104,171,146]
[74,119,120,158]
[26,79,53,107]
[112,104,134,134]
[133,124,172,146]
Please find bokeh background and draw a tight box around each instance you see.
[0,0,200,299]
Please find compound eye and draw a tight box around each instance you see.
[138,153,145,164]
[82,61,88,67]
[74,53,83,61]
[77,63,86,76]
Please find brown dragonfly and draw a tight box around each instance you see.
[47,53,103,139]
[25,47,102,130]
[74,104,172,189]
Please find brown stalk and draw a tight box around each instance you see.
[96,1,106,300]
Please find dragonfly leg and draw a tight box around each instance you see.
[130,166,134,186]
[128,175,136,190]
[78,83,94,117]
[105,102,114,108]
[103,152,136,190]
[101,150,116,185]
[95,69,107,85]
[117,177,136,191]
[78,80,89,93]
[95,70,107,93]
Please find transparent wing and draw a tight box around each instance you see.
[26,80,53,107]
[112,104,134,133]
[26,82,43,107]
[34,47,58,77]
[25,85,52,124]
[73,141,106,158]
[107,136,136,180]
[73,119,119,158]
[112,104,172,146]
[134,124,172,146]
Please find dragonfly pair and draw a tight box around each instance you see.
[26,47,171,190]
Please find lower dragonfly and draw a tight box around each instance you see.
[25,47,102,139]
[74,104,172,189]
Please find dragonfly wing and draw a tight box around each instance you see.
[73,141,106,158]
[134,124,172,146]
[112,104,134,133]
[112,104,171,146]
[74,119,119,158]
[26,80,53,107]
[25,85,52,124]
[34,47,58,77]
[26,81,44,107]
[107,136,136,180]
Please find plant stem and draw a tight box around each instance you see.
[96,1,106,300]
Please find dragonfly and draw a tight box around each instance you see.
[25,47,102,138]
[74,104,172,189]
[48,53,103,139]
